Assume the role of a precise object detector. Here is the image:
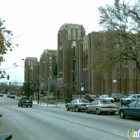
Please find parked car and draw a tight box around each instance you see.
[84,94,98,102]
[18,96,33,107]
[85,99,118,115]
[65,99,90,112]
[120,94,140,106]
[111,93,126,102]
[99,95,114,102]
[0,93,3,97]
[9,93,15,98]
[119,100,140,119]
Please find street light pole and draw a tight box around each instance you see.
[13,63,17,87]
[37,62,40,104]
[47,77,50,107]
[37,80,39,104]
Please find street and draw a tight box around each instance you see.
[0,95,140,140]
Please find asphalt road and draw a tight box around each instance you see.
[0,95,140,140]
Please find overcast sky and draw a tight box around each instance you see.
[0,0,114,84]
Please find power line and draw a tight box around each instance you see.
[0,66,15,70]
[0,65,24,70]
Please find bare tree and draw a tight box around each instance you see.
[89,0,140,74]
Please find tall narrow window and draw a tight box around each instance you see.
[49,66,52,75]
[28,60,30,66]
[77,30,81,40]
[49,57,52,64]
[117,68,120,79]
[73,29,76,39]
[68,29,71,40]
[133,68,136,79]
[123,68,126,79]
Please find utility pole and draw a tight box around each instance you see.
[47,77,50,107]
[37,62,40,104]
[13,63,17,92]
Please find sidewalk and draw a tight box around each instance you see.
[33,100,65,108]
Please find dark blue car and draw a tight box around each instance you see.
[119,100,140,119]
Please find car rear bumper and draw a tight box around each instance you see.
[100,108,118,113]
[20,103,32,106]
[10,96,15,98]
[78,106,87,110]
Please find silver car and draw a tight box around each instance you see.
[120,94,140,105]
[99,95,114,103]
[86,99,118,115]
[66,99,90,112]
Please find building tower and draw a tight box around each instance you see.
[57,23,85,97]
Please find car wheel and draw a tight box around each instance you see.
[27,105,28,107]
[21,105,23,107]
[86,108,89,113]
[30,105,32,108]
[75,106,79,112]
[18,105,20,107]
[66,106,69,111]
[96,109,100,115]
[120,110,125,119]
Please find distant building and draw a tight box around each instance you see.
[24,57,38,93]
[39,49,57,94]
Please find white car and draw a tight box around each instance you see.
[120,94,140,105]
[85,99,118,115]
[99,95,114,102]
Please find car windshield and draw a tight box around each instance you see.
[89,95,96,97]
[21,97,30,100]
[104,95,109,98]
[79,99,89,103]
[127,95,132,98]
[100,100,112,104]
[115,94,123,96]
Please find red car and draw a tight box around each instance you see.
[84,94,99,102]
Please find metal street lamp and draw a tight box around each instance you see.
[13,63,18,87]
[36,79,39,104]
[47,77,50,107]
